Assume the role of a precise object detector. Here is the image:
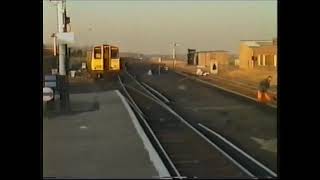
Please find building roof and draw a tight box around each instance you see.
[197,50,228,53]
[240,40,273,41]
[256,41,273,46]
[242,40,275,48]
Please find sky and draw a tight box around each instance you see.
[43,0,277,55]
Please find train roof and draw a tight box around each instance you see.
[92,44,119,49]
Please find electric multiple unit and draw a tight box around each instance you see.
[87,44,121,78]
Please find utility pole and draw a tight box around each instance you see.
[53,0,70,112]
[57,0,66,75]
[172,42,179,69]
[172,42,176,60]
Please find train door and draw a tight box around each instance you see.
[103,45,110,71]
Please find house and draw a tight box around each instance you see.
[196,50,230,68]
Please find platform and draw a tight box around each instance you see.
[43,90,170,179]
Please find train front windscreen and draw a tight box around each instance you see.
[111,47,119,59]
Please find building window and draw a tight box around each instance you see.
[265,55,274,66]
[251,56,258,67]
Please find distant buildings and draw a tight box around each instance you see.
[187,50,230,68]
[196,51,230,68]
[239,38,277,69]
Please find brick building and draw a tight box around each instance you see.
[196,50,230,68]
[239,39,277,69]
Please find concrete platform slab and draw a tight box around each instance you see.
[43,90,170,179]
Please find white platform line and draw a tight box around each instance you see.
[115,90,170,178]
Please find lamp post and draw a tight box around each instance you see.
[172,42,180,69]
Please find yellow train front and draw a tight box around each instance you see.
[87,44,121,79]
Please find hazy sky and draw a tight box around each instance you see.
[43,0,277,54]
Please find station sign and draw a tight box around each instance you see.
[44,75,57,88]
[56,32,75,44]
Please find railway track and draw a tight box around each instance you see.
[117,69,277,179]
[175,71,277,108]
[138,60,277,107]
[185,71,276,96]
[159,62,277,94]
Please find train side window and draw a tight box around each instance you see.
[94,47,101,59]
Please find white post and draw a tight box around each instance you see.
[173,42,176,68]
[53,36,57,56]
[262,54,266,66]
[257,54,261,66]
[173,43,176,59]
[57,0,66,75]
[274,54,277,67]
[158,57,161,75]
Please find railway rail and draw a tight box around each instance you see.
[117,69,277,179]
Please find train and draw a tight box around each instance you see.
[86,44,121,78]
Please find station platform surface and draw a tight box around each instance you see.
[43,90,170,179]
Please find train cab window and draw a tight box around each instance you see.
[111,48,119,59]
[94,47,102,59]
